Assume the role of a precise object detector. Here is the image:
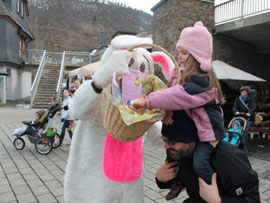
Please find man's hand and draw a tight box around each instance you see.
[199,173,221,203]
[246,113,251,118]
[235,112,240,116]
[156,161,178,183]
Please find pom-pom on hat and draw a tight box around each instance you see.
[176,21,213,72]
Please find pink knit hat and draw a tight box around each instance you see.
[176,21,213,72]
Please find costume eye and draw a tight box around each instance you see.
[129,57,135,67]
[139,63,145,73]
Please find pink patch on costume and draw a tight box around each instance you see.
[152,55,170,76]
[103,133,143,182]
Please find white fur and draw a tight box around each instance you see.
[130,48,154,75]
[92,50,131,88]
[144,121,164,146]
[65,37,164,203]
[99,46,116,67]
[65,80,145,203]
[111,35,153,49]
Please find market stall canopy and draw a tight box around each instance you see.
[212,60,266,82]
[69,61,100,77]
[69,67,80,77]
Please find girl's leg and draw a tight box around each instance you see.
[60,121,68,145]
[67,121,73,139]
[67,122,73,140]
[193,142,214,184]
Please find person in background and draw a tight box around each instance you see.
[223,120,241,146]
[74,79,81,90]
[233,86,256,152]
[60,89,73,145]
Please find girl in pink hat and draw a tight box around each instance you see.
[132,21,225,189]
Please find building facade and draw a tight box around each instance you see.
[151,0,270,87]
[151,0,270,124]
[0,0,34,103]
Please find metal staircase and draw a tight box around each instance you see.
[29,50,91,108]
[32,65,60,109]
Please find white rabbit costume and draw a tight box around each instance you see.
[64,35,175,203]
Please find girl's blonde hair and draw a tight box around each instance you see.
[179,55,225,105]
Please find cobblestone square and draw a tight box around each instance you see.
[0,106,270,203]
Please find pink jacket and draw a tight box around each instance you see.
[145,75,224,142]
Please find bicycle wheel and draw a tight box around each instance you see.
[13,137,25,150]
[35,137,52,155]
[52,133,61,149]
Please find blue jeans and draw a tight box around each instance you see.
[60,120,73,145]
[242,120,254,151]
[193,142,214,184]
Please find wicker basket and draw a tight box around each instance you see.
[103,44,180,142]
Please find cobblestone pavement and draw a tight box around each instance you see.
[0,106,270,203]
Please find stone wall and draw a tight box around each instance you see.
[213,35,270,87]
[152,0,214,57]
[152,0,270,89]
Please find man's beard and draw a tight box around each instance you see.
[169,147,193,161]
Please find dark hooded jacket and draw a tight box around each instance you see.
[156,141,260,203]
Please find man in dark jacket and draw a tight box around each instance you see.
[233,86,256,152]
[156,119,260,202]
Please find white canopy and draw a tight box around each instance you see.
[69,61,100,77]
[212,60,266,82]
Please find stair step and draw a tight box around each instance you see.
[37,89,56,91]
[32,64,61,107]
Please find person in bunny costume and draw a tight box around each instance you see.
[64,35,175,203]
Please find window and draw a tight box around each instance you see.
[19,35,26,55]
[17,0,20,13]
[21,1,24,18]
[98,33,107,48]
[17,0,24,18]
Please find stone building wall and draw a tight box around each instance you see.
[213,35,270,87]
[152,0,270,88]
[152,0,214,57]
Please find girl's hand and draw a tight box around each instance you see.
[163,111,173,125]
[131,98,147,115]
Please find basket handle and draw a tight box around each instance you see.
[127,44,181,83]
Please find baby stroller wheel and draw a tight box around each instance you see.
[52,133,61,149]
[13,137,25,150]
[35,137,52,155]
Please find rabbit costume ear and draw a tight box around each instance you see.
[151,51,175,80]
[111,35,153,49]
[99,35,153,71]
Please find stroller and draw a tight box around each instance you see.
[12,103,62,155]
[225,113,248,147]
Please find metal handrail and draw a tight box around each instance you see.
[215,0,270,25]
[56,51,66,99]
[30,50,47,107]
